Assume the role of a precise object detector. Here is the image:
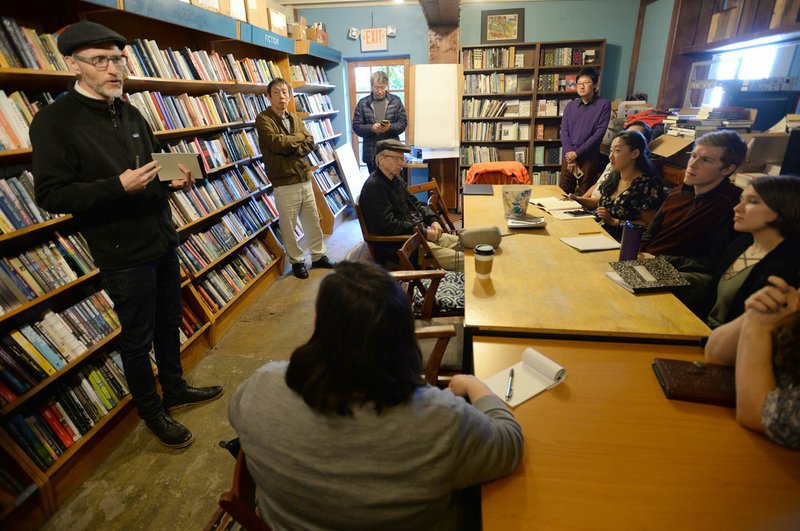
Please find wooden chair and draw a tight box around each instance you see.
[216,451,271,531]
[353,200,409,267]
[415,324,459,387]
[394,228,464,320]
[406,180,459,233]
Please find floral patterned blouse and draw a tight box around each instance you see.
[762,367,800,450]
[598,173,665,239]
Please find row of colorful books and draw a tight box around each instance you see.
[0,90,56,151]
[178,302,204,345]
[0,17,63,71]
[461,121,529,142]
[177,196,278,275]
[0,232,95,314]
[531,170,560,186]
[164,128,260,174]
[463,46,526,70]
[294,92,334,115]
[127,90,269,133]
[124,39,282,85]
[461,98,507,119]
[168,162,272,228]
[305,118,335,143]
[463,73,534,95]
[0,291,118,400]
[306,142,336,168]
[0,171,64,234]
[459,145,502,166]
[533,145,563,165]
[195,238,276,313]
[322,187,350,215]
[536,98,570,117]
[288,63,330,85]
[3,351,129,471]
[538,73,577,93]
[312,166,342,194]
[540,47,594,67]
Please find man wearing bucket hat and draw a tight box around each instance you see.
[359,139,462,270]
[31,20,222,449]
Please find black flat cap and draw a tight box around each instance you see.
[57,20,127,56]
[375,139,411,155]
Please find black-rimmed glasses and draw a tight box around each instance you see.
[73,54,128,70]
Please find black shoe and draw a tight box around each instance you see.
[311,256,336,269]
[145,413,194,448]
[163,385,224,412]
[292,263,309,279]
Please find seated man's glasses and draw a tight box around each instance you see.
[73,54,128,71]
[383,154,405,162]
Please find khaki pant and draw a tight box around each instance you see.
[429,232,463,272]
[273,181,326,264]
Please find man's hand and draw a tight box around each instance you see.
[565,151,578,163]
[120,161,160,193]
[371,122,390,134]
[168,162,194,190]
[426,222,443,242]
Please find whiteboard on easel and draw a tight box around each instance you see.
[334,143,367,201]
[412,64,460,151]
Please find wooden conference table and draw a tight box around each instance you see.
[475,337,800,530]
[462,185,710,344]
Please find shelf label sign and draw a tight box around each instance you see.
[361,28,387,52]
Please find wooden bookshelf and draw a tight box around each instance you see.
[460,39,606,191]
[0,0,343,527]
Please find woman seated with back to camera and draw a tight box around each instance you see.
[568,129,665,240]
[229,261,523,530]
[705,276,800,450]
[704,175,800,329]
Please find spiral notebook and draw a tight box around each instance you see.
[485,348,567,407]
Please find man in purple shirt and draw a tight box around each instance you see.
[559,67,611,195]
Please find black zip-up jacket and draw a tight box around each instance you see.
[31,82,178,270]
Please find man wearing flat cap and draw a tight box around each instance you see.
[31,20,222,449]
[359,139,462,270]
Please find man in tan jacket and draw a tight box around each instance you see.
[256,78,334,279]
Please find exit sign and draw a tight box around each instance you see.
[360,28,387,52]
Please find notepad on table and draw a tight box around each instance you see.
[607,257,690,293]
[560,234,620,252]
[531,196,582,212]
[151,152,205,182]
[506,214,547,229]
[485,348,567,407]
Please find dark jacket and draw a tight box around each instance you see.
[31,81,178,270]
[705,234,800,324]
[359,169,437,264]
[255,107,316,187]
[352,93,407,167]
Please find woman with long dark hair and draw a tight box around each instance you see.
[705,175,800,328]
[229,261,523,529]
[569,130,665,240]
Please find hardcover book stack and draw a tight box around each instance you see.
[3,350,129,471]
[289,63,330,85]
[0,17,67,72]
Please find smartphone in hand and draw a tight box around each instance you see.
[381,120,390,126]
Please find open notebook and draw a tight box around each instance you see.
[485,348,567,407]
[530,197,592,220]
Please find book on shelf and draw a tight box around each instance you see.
[652,358,735,407]
[484,347,567,407]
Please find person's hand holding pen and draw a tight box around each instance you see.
[120,160,160,194]
[168,162,195,190]
[447,374,493,403]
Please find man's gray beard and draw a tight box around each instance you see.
[85,77,123,99]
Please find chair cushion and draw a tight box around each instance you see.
[413,272,465,311]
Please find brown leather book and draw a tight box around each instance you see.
[652,358,736,407]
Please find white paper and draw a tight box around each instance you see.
[560,234,621,252]
[485,348,567,407]
[506,214,546,229]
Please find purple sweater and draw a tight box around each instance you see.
[560,96,611,160]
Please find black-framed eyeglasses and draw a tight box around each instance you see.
[73,54,128,70]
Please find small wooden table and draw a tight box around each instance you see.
[463,185,710,344]
[475,337,800,530]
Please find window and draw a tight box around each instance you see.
[704,42,791,106]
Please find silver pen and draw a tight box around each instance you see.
[505,368,514,400]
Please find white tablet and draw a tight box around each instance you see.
[151,153,205,182]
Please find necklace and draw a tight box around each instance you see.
[724,247,766,280]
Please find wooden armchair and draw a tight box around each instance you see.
[415,324,458,387]
[215,451,271,531]
[406,180,459,233]
[394,228,464,320]
[353,200,409,267]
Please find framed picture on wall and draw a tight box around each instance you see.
[480,8,525,44]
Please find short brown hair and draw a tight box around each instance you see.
[695,130,748,169]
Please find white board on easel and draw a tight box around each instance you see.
[334,143,368,202]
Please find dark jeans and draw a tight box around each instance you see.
[101,248,186,420]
